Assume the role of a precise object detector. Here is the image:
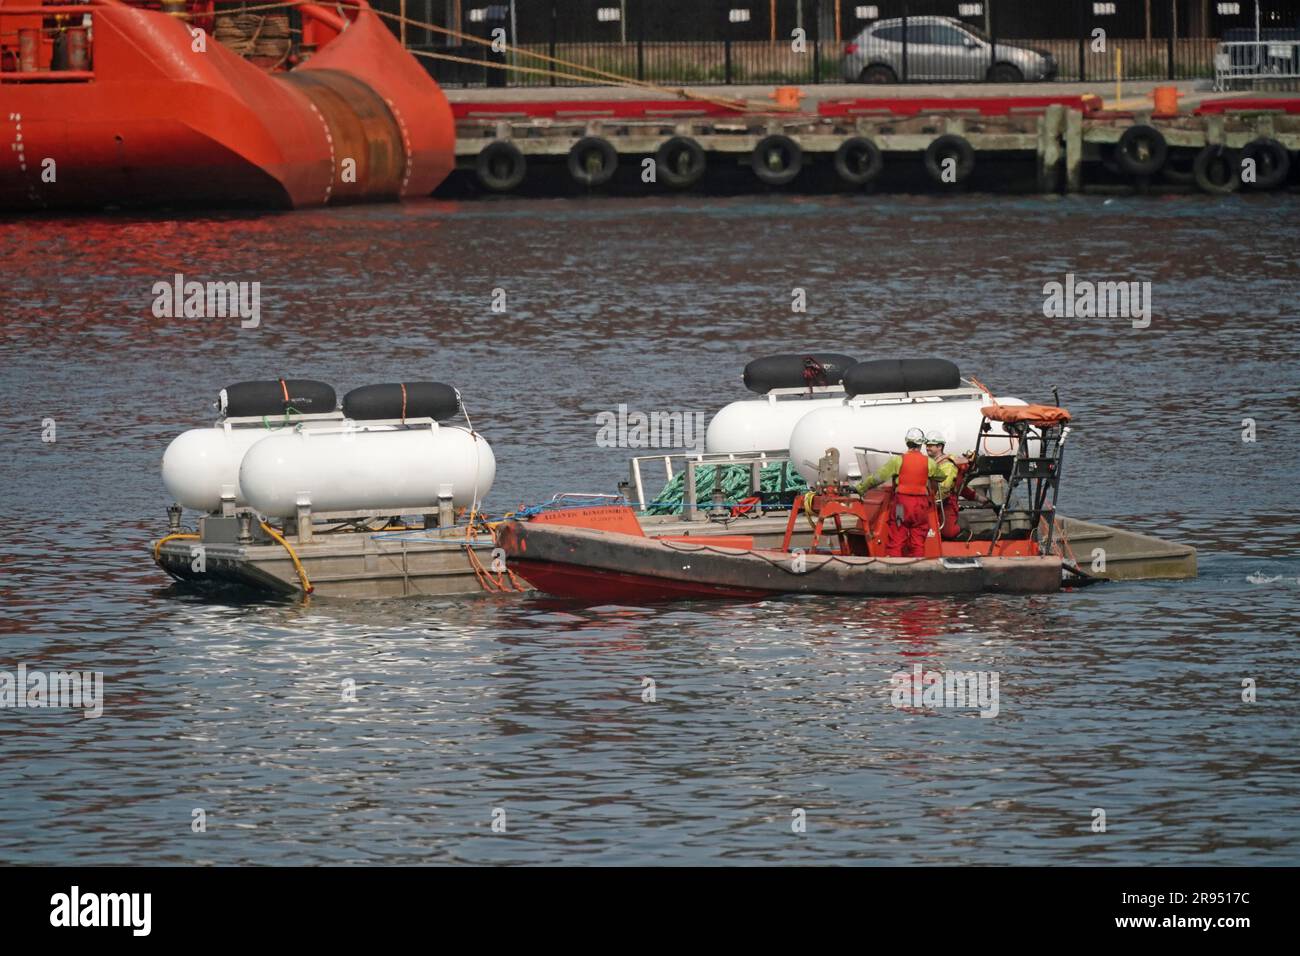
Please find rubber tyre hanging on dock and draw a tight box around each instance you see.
[1115,125,1168,177]
[833,137,884,186]
[752,134,802,186]
[476,141,526,193]
[924,134,975,185]
[655,136,707,189]
[1193,144,1241,195]
[568,136,618,187]
[1240,137,1290,189]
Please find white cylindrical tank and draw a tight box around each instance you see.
[705,393,849,454]
[238,424,495,518]
[788,395,1028,483]
[162,421,339,512]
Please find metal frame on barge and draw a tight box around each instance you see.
[152,408,510,599]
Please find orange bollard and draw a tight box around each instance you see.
[770,86,804,110]
[1152,86,1181,116]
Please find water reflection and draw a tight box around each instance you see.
[1,195,1297,864]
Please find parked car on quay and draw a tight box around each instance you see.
[842,15,1058,83]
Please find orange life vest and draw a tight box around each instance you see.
[896,449,931,496]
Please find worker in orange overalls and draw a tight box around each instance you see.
[923,434,993,540]
[856,427,942,557]
[925,436,998,539]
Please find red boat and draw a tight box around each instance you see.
[0,0,454,209]
[497,406,1079,604]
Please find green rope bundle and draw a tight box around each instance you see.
[646,461,807,515]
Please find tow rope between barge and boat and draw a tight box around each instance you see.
[465,544,528,593]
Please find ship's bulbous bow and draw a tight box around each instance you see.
[0,1,454,210]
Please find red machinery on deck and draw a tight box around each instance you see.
[0,0,455,209]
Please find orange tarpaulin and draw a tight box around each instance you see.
[981,404,1072,424]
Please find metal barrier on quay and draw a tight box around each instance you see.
[1215,38,1300,89]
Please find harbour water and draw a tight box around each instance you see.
[1,193,1298,864]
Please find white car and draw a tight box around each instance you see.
[842,15,1058,83]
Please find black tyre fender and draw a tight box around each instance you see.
[833,137,884,187]
[655,136,707,189]
[475,140,526,193]
[751,134,803,186]
[1116,124,1168,177]
[567,136,618,187]
[924,134,975,184]
[1193,144,1241,195]
[1240,137,1290,189]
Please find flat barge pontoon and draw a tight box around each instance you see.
[153,470,1196,600]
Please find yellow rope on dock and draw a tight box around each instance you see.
[259,521,314,594]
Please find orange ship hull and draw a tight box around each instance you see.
[0,1,454,209]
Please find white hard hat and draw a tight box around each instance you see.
[905,427,926,446]
[925,433,946,446]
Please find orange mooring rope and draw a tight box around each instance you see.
[464,543,527,592]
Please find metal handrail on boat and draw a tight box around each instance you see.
[623,449,795,519]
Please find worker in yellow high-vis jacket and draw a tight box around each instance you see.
[856,427,943,556]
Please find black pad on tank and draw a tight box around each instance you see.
[343,382,461,421]
[222,379,337,417]
[742,353,858,394]
[843,359,961,396]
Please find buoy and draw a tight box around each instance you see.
[162,418,341,511]
[239,423,496,518]
[342,382,461,422]
[706,394,849,454]
[788,394,1028,484]
[162,379,342,511]
[220,379,336,418]
[742,353,858,394]
[843,359,961,396]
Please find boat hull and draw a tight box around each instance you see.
[497,519,1062,604]
[1,2,454,210]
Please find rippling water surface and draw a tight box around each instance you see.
[1,194,1298,864]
